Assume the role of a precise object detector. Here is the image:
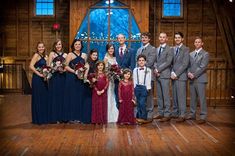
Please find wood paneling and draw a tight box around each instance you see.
[151,0,230,68]
[0,0,69,58]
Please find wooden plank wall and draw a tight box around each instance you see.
[0,0,69,69]
[150,0,227,68]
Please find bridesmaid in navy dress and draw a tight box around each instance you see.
[82,49,99,123]
[48,39,67,123]
[29,41,49,124]
[64,39,87,122]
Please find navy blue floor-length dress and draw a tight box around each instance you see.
[31,54,49,124]
[81,60,97,123]
[63,52,85,121]
[48,53,66,123]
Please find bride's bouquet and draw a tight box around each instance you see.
[106,63,122,82]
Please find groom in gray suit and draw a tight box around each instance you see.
[136,32,156,120]
[171,32,189,122]
[187,37,209,124]
[153,32,174,122]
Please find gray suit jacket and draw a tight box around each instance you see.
[188,49,209,83]
[136,44,156,80]
[154,45,174,79]
[172,45,190,81]
[136,44,156,68]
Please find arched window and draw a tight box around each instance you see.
[75,0,141,59]
[162,0,182,17]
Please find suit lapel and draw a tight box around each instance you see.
[174,46,180,62]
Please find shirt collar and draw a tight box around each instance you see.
[160,43,166,48]
[176,43,183,49]
[195,48,202,53]
[119,44,126,51]
[138,66,146,70]
[143,43,150,49]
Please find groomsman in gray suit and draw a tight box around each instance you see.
[153,32,174,122]
[136,32,156,120]
[187,37,209,124]
[171,32,189,122]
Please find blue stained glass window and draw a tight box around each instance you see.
[163,0,182,17]
[90,9,108,40]
[75,0,141,60]
[35,0,54,16]
[110,9,129,39]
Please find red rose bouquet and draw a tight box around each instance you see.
[87,73,97,87]
[107,64,122,82]
[74,62,87,79]
[36,65,52,81]
[51,56,66,73]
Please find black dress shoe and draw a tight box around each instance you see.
[171,115,178,119]
[196,119,206,124]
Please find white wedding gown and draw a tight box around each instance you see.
[105,56,119,123]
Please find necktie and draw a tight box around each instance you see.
[141,47,145,54]
[158,46,162,58]
[175,47,179,56]
[194,52,198,60]
[120,48,123,58]
[139,67,144,70]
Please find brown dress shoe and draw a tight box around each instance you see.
[185,116,196,120]
[153,115,163,119]
[196,119,206,124]
[175,117,185,122]
[136,118,152,124]
[159,117,171,122]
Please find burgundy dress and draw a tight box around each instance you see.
[92,73,109,124]
[117,80,136,124]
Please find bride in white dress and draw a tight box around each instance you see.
[104,43,119,123]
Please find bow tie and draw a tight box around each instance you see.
[139,67,145,70]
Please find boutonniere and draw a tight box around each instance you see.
[124,48,129,54]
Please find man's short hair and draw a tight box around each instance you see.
[175,32,184,38]
[141,32,151,39]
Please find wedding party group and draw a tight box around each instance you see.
[30,31,209,125]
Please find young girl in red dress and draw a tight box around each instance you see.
[117,69,136,125]
[91,61,109,124]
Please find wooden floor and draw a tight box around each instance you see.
[0,95,235,156]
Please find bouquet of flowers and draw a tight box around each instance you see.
[107,63,122,82]
[87,73,97,87]
[50,57,66,73]
[74,62,87,80]
[36,65,53,81]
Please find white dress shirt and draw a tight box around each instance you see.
[133,66,152,90]
[119,44,127,56]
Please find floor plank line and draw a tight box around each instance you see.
[20,147,29,156]
[191,121,219,143]
[126,130,132,146]
[206,121,221,131]
[170,123,189,143]
[175,145,183,153]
